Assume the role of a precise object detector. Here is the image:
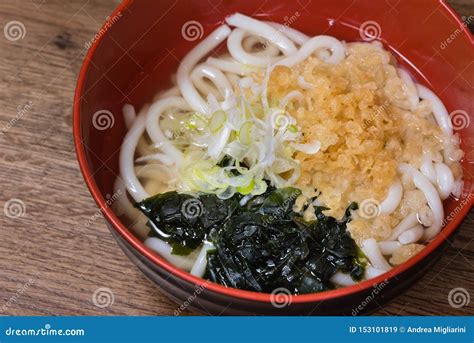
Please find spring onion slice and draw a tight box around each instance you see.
[158,70,312,197]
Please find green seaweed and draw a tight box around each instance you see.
[135,188,365,294]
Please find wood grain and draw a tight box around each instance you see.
[0,0,472,316]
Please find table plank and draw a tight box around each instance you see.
[0,0,472,316]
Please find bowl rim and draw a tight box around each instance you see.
[73,0,474,304]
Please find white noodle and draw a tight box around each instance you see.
[177,25,231,114]
[145,237,199,271]
[290,140,321,155]
[416,84,453,136]
[388,213,418,241]
[397,68,419,110]
[145,96,190,166]
[297,75,315,90]
[365,266,386,279]
[330,272,357,286]
[434,162,454,200]
[279,90,304,108]
[190,63,234,102]
[227,28,281,66]
[451,180,464,199]
[112,178,150,240]
[190,242,215,277]
[399,163,444,241]
[264,21,310,46]
[119,104,150,202]
[420,152,437,184]
[378,241,401,255]
[276,35,346,67]
[135,153,175,166]
[226,13,297,55]
[380,179,403,215]
[242,35,280,56]
[206,56,253,76]
[417,206,434,227]
[361,238,391,271]
[398,224,423,244]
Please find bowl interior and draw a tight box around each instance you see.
[75,0,474,297]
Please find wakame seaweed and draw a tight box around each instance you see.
[135,192,239,252]
[135,188,365,294]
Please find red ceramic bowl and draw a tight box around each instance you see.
[73,0,474,315]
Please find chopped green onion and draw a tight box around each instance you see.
[209,110,227,133]
[184,112,207,130]
[288,124,298,133]
[238,121,253,145]
[236,179,255,195]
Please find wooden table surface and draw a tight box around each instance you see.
[0,0,472,316]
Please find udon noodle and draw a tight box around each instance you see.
[113,13,463,289]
